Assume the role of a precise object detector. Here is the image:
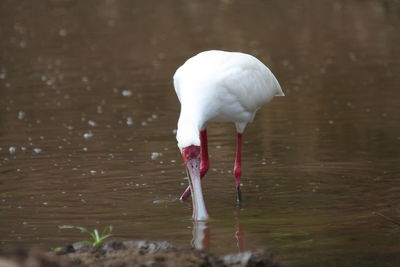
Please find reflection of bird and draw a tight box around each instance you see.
[174,50,284,221]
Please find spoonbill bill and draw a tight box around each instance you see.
[174,50,284,221]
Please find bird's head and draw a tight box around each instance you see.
[182,145,209,221]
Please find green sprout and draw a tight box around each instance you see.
[58,225,113,247]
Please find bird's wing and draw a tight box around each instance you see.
[220,64,280,112]
[173,50,283,109]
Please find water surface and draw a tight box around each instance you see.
[1,0,400,266]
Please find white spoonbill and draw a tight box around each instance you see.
[174,50,284,221]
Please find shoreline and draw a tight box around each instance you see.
[0,239,283,267]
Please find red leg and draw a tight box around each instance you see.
[234,211,244,252]
[180,129,209,201]
[234,133,243,202]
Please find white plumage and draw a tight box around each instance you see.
[174,50,284,149]
[173,50,284,221]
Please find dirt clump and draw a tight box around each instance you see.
[0,247,73,267]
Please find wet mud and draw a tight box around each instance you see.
[0,240,282,267]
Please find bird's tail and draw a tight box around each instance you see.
[272,75,285,96]
[275,82,285,96]
[275,89,285,96]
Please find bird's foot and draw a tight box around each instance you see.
[236,185,242,204]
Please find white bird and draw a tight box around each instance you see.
[173,50,284,221]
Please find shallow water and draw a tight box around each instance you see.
[1,0,400,266]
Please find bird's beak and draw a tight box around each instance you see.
[183,146,209,221]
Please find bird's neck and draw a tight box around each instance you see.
[176,114,203,150]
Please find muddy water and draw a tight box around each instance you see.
[1,0,399,266]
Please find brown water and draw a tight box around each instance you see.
[1,0,400,266]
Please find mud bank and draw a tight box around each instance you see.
[0,240,282,267]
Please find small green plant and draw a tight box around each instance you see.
[58,225,113,247]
